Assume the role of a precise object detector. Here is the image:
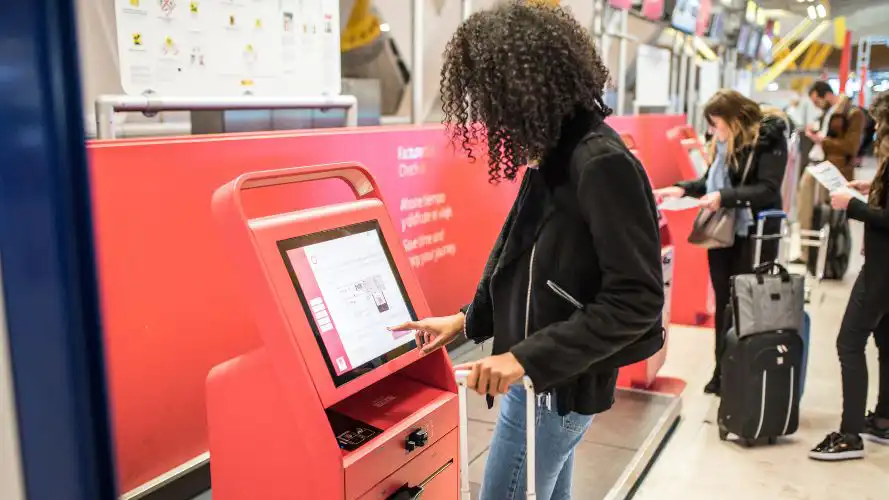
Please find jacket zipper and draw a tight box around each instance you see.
[526,243,550,410]
[525,243,537,340]
[546,280,584,310]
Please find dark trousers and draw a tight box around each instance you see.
[837,273,889,434]
[708,236,778,377]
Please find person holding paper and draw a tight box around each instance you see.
[655,90,788,395]
[795,81,865,264]
[810,92,889,461]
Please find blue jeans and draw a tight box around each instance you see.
[480,385,594,500]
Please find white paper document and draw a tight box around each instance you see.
[805,161,868,202]
[657,196,701,211]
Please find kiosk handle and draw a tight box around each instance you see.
[234,162,380,201]
[455,370,537,500]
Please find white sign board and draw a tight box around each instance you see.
[114,0,341,97]
[734,69,753,97]
[698,60,721,104]
[635,44,672,107]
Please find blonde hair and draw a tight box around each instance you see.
[703,90,786,169]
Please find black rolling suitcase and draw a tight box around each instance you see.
[806,202,852,280]
[718,216,805,447]
[718,328,804,446]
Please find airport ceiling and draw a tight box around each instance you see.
[756,0,888,17]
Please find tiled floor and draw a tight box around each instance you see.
[634,221,889,499]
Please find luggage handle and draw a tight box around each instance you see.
[754,261,792,283]
[456,370,537,500]
[752,210,789,268]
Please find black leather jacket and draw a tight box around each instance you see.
[677,115,789,219]
[462,111,665,416]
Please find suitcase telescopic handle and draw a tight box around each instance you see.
[455,370,537,500]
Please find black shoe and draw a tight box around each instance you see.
[863,412,889,445]
[809,432,865,461]
[704,377,721,396]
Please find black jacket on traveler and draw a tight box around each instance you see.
[847,161,889,302]
[676,115,789,219]
[461,110,665,417]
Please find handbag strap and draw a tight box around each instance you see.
[738,148,755,186]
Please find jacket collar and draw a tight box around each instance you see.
[493,109,602,275]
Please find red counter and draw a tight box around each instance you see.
[88,116,689,491]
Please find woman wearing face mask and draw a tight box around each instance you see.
[809,91,889,460]
[655,90,789,395]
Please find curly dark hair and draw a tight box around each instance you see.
[440,1,612,183]
[869,91,889,207]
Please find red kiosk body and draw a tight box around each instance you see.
[662,125,716,328]
[207,164,459,499]
[616,133,675,388]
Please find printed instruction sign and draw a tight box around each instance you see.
[114,0,341,97]
[806,161,868,203]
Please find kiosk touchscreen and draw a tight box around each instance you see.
[206,164,459,500]
[279,222,418,388]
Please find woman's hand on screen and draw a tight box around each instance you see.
[389,313,464,355]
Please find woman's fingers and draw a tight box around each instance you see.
[389,320,421,332]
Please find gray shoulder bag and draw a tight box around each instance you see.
[687,150,755,249]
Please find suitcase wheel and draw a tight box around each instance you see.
[740,438,754,448]
[718,428,729,441]
[768,437,778,445]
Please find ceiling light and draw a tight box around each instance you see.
[816,4,826,17]
[807,5,817,19]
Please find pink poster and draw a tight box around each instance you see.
[609,0,632,9]
[696,0,713,37]
[642,0,664,21]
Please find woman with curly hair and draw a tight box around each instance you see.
[810,92,889,461]
[391,2,664,497]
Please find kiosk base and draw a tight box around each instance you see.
[189,379,679,500]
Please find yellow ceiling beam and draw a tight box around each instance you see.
[811,43,834,70]
[833,16,847,47]
[756,20,831,91]
[771,18,812,57]
[800,42,822,70]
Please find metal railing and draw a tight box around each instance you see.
[94,94,359,139]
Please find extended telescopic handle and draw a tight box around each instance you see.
[455,369,536,500]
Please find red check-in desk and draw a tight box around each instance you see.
[206,164,459,499]
[615,133,675,388]
[665,126,715,327]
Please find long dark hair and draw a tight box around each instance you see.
[870,91,889,207]
[439,1,612,183]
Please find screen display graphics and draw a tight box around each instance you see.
[279,221,418,387]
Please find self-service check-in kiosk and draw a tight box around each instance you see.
[664,125,715,327]
[207,163,459,499]
[667,125,709,181]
